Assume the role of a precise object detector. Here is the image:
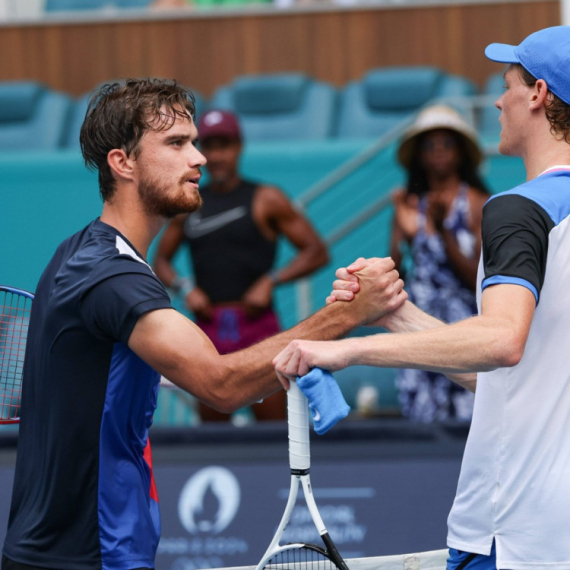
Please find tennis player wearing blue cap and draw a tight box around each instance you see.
[274,25,570,570]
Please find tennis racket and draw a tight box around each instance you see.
[0,286,34,424]
[255,381,349,570]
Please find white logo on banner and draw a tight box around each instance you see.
[178,467,241,534]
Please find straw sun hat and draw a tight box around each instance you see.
[397,105,483,169]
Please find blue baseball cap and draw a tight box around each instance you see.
[485,26,570,105]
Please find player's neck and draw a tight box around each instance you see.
[100,198,163,260]
[523,138,570,181]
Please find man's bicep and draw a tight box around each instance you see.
[481,284,535,342]
[261,186,323,248]
[128,308,220,395]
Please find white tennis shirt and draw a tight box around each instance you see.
[447,167,570,569]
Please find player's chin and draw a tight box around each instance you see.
[497,139,516,156]
[177,191,203,215]
[161,197,202,218]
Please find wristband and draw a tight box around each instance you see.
[171,276,194,297]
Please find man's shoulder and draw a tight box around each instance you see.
[253,182,288,204]
[64,221,158,292]
[488,172,570,226]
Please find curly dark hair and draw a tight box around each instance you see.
[405,130,489,197]
[515,64,570,143]
[80,78,196,202]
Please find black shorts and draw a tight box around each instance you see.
[2,555,153,570]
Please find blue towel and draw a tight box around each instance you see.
[296,368,350,435]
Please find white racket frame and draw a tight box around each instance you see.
[255,382,343,570]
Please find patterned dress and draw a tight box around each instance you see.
[396,185,477,422]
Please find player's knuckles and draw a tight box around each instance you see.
[333,279,354,291]
[369,257,394,272]
[335,291,353,302]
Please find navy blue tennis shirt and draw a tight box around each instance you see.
[3,219,173,570]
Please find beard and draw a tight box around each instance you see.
[138,171,202,218]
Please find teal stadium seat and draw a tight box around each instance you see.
[479,72,504,140]
[211,73,338,141]
[46,0,150,10]
[63,83,207,148]
[336,66,477,138]
[114,0,152,7]
[45,0,107,10]
[0,82,72,151]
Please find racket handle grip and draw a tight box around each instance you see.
[287,382,310,471]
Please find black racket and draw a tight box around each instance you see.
[0,286,34,424]
[255,382,349,570]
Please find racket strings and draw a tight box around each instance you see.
[265,545,337,570]
[0,291,32,420]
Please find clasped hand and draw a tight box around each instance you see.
[273,257,406,387]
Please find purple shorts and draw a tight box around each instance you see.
[197,307,280,354]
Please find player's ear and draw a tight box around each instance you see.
[107,149,136,183]
[529,79,549,111]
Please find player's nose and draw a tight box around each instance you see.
[189,146,207,168]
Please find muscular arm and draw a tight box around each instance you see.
[255,186,329,283]
[129,303,354,413]
[275,284,535,394]
[129,258,406,411]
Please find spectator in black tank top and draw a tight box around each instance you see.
[153,110,329,422]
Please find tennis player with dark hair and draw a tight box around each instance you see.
[275,26,570,570]
[1,78,406,570]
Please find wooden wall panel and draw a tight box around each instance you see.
[0,1,560,97]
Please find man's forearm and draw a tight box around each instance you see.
[220,301,361,409]
[381,301,445,333]
[345,314,518,372]
[380,302,477,392]
[272,244,328,284]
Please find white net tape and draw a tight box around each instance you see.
[201,549,448,570]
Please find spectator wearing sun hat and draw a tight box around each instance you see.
[389,105,490,423]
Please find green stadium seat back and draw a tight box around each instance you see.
[0,81,72,151]
[45,0,107,10]
[211,73,338,141]
[114,0,152,6]
[336,66,476,139]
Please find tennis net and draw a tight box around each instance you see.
[202,549,448,570]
